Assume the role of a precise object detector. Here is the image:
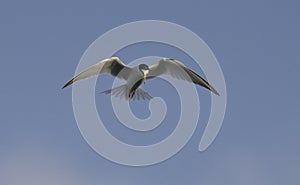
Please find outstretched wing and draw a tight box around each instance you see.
[148,58,220,95]
[62,57,131,88]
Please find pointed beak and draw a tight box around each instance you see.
[142,70,149,84]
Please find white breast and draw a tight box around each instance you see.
[126,66,143,88]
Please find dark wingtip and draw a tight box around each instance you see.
[213,90,220,96]
[206,84,219,96]
[62,80,73,89]
[210,86,220,96]
[184,67,220,96]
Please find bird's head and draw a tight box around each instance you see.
[139,64,149,83]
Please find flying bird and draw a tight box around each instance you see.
[62,57,220,100]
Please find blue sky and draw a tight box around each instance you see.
[0,0,299,184]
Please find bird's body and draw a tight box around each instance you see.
[63,57,219,100]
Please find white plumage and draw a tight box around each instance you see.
[63,57,219,100]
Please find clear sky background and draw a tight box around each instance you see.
[1,1,299,185]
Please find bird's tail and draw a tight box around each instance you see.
[132,88,152,100]
[101,85,152,101]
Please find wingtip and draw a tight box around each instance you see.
[62,80,73,89]
[62,85,67,89]
[211,88,220,96]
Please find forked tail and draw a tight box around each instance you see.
[101,85,152,100]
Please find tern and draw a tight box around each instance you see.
[62,57,220,100]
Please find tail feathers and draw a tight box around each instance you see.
[101,85,152,101]
[101,85,129,100]
[132,88,152,101]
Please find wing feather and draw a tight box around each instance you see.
[62,57,130,88]
[148,58,220,95]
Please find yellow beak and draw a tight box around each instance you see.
[142,69,149,84]
[144,74,147,84]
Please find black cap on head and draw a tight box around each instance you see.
[139,64,149,71]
